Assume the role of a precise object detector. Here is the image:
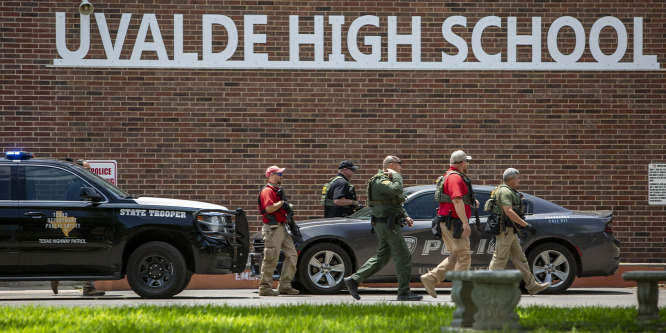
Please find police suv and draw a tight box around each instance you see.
[0,151,249,298]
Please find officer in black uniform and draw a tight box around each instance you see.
[323,161,360,218]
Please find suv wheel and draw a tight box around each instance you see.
[127,241,188,298]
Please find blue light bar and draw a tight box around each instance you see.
[5,151,34,160]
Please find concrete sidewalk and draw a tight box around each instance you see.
[0,283,664,308]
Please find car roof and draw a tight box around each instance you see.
[405,184,495,194]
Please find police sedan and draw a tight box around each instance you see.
[250,185,620,294]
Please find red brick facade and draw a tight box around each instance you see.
[2,1,664,262]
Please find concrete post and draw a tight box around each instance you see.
[446,270,476,328]
[622,271,666,322]
[469,270,523,331]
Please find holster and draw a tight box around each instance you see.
[451,218,463,239]
[268,215,278,229]
[386,212,404,234]
[444,211,452,231]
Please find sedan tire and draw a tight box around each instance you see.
[297,243,351,294]
[527,242,577,294]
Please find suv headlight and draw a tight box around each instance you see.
[197,212,233,233]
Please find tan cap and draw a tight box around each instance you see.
[450,150,472,163]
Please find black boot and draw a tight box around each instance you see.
[344,277,360,300]
[397,292,423,301]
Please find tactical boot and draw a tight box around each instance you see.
[397,292,423,301]
[258,289,279,296]
[344,277,360,300]
[528,282,550,295]
[50,281,59,295]
[420,274,437,298]
[82,286,105,297]
[278,287,300,295]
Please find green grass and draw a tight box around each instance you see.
[0,304,664,332]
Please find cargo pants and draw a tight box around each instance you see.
[422,221,472,283]
[259,223,298,292]
[350,221,413,296]
[489,229,542,292]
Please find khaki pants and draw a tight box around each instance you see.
[259,223,298,291]
[422,222,471,283]
[489,229,541,291]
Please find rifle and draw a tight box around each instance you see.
[277,188,303,242]
[468,183,481,232]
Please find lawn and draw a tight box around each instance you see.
[0,304,664,332]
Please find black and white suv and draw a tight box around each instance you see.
[0,151,249,298]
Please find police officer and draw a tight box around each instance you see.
[343,156,422,301]
[487,168,549,295]
[323,160,360,218]
[420,150,478,298]
[257,165,299,296]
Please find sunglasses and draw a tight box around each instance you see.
[272,172,283,176]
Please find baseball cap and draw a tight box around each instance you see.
[265,165,286,178]
[338,160,359,170]
[450,150,472,163]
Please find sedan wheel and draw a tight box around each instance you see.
[297,243,351,294]
[527,243,577,294]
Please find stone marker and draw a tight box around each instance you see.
[447,270,476,328]
[622,271,666,321]
[470,270,523,331]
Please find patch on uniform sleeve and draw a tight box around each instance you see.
[381,180,392,185]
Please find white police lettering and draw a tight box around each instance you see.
[53,14,659,71]
[119,209,147,216]
[120,209,185,218]
[546,216,569,224]
[422,238,494,255]
[148,210,186,218]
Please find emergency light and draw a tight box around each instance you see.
[5,151,34,160]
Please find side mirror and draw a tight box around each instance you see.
[80,187,102,202]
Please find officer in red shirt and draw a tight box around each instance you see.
[257,165,299,296]
[420,150,479,298]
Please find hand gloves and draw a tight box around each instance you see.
[524,223,537,235]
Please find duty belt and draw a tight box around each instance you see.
[367,197,404,206]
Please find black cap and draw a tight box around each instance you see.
[338,160,359,170]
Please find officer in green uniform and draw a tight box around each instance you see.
[343,156,423,301]
[487,168,549,295]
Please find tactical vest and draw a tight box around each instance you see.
[320,175,356,208]
[435,170,473,205]
[484,184,524,229]
[366,173,404,207]
[258,185,279,216]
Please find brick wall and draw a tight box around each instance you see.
[1,0,665,262]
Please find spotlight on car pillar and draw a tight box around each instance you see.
[79,0,94,15]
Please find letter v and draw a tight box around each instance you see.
[95,13,132,60]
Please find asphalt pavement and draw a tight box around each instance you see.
[0,282,664,308]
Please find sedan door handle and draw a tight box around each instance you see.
[24,212,45,218]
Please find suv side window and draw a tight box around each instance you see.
[0,166,10,200]
[25,166,90,201]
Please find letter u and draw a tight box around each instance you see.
[55,13,90,60]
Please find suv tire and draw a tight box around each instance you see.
[127,241,188,299]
